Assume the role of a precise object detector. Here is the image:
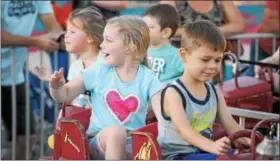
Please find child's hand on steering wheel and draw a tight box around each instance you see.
[233,137,251,151]
[210,136,231,155]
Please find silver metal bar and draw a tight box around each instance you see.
[272,38,277,53]
[54,51,59,122]
[40,51,45,157]
[239,117,245,129]
[237,39,241,58]
[227,33,279,40]
[228,107,280,120]
[170,33,279,46]
[255,39,259,62]
[277,123,280,140]
[11,48,17,160]
[25,51,30,159]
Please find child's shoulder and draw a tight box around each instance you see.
[140,64,156,77]
[138,64,161,84]
[93,58,110,69]
[139,64,163,96]
[82,60,112,86]
[163,44,178,52]
[161,44,179,57]
[83,59,110,75]
[167,44,179,50]
[205,81,216,90]
[70,59,83,68]
[148,44,178,52]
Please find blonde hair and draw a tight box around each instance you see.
[68,6,106,48]
[107,15,150,67]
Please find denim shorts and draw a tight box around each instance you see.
[88,132,132,160]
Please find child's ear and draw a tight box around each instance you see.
[161,27,172,39]
[179,48,188,62]
[126,44,137,55]
[87,37,95,44]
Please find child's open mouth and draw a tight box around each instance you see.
[103,52,110,58]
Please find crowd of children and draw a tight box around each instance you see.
[46,4,252,160]
[3,1,273,160]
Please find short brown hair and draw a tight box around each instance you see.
[144,4,180,38]
[181,20,226,53]
[68,6,106,48]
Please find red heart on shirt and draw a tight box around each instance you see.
[105,90,139,123]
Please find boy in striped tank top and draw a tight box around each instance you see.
[157,20,251,160]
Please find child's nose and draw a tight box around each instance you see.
[100,41,105,49]
[64,32,69,39]
[209,61,219,69]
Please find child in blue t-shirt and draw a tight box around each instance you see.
[143,4,184,86]
[49,15,162,160]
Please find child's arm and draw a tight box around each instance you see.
[150,91,162,120]
[1,30,59,53]
[215,87,252,147]
[164,87,231,155]
[215,87,242,134]
[49,68,85,103]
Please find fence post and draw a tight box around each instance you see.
[39,50,45,157]
[54,51,59,126]
[11,48,17,160]
[25,50,30,159]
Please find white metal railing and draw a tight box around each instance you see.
[226,33,279,59]
[171,33,279,56]
[1,49,65,160]
[228,107,280,140]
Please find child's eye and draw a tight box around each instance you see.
[106,38,112,42]
[68,30,75,34]
[201,59,209,62]
[215,59,222,63]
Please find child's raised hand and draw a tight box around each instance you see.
[34,66,52,82]
[49,68,65,89]
[210,136,231,155]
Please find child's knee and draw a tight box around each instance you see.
[106,126,126,141]
[99,125,126,149]
[111,125,126,138]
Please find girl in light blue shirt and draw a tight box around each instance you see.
[49,15,162,160]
